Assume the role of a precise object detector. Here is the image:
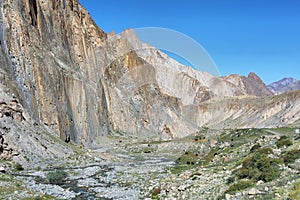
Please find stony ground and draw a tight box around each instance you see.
[0,128,300,200]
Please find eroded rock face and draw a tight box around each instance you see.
[0,133,19,160]
[0,81,76,166]
[1,0,108,144]
[0,0,299,146]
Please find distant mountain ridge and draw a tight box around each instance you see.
[268,78,300,94]
[221,72,273,97]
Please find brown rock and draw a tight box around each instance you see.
[209,139,218,148]
[223,157,231,163]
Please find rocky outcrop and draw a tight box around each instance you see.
[0,0,299,146]
[221,72,273,97]
[1,0,108,144]
[268,78,300,94]
[0,81,75,167]
[0,133,19,160]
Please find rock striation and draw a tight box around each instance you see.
[0,0,299,147]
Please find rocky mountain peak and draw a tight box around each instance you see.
[221,72,273,97]
[268,77,300,94]
[248,72,264,85]
[120,29,143,49]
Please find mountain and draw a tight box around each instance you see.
[221,72,273,97]
[1,1,300,199]
[268,78,300,94]
[0,0,299,150]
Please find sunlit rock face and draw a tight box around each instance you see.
[0,0,109,145]
[0,0,299,146]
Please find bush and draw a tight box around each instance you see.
[250,144,261,153]
[227,176,236,184]
[276,136,293,148]
[14,163,24,171]
[234,150,280,182]
[46,170,68,185]
[226,180,254,194]
[256,147,273,154]
[283,149,300,165]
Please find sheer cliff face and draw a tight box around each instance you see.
[1,0,108,144]
[0,0,299,145]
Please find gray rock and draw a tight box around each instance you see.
[0,166,5,173]
[248,188,260,195]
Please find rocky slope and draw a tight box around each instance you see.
[0,0,299,148]
[0,81,77,168]
[268,78,300,94]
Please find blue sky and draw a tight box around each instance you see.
[79,0,300,84]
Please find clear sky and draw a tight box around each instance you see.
[79,0,300,84]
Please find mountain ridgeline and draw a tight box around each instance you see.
[268,78,300,94]
[0,0,299,147]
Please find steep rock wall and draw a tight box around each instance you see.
[0,0,109,144]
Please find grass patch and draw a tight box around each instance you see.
[170,165,192,174]
[226,180,254,194]
[176,151,200,165]
[0,173,13,181]
[270,127,294,134]
[289,180,300,200]
[199,148,219,166]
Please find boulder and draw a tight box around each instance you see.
[0,166,5,173]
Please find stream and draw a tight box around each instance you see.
[13,153,175,199]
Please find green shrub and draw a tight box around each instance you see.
[46,170,68,185]
[276,136,293,148]
[283,149,300,165]
[234,150,280,182]
[278,135,288,140]
[33,197,43,200]
[14,163,24,171]
[226,180,254,194]
[250,144,261,153]
[227,176,236,184]
[256,147,273,154]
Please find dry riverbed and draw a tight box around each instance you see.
[0,128,300,200]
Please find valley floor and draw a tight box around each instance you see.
[0,128,300,200]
